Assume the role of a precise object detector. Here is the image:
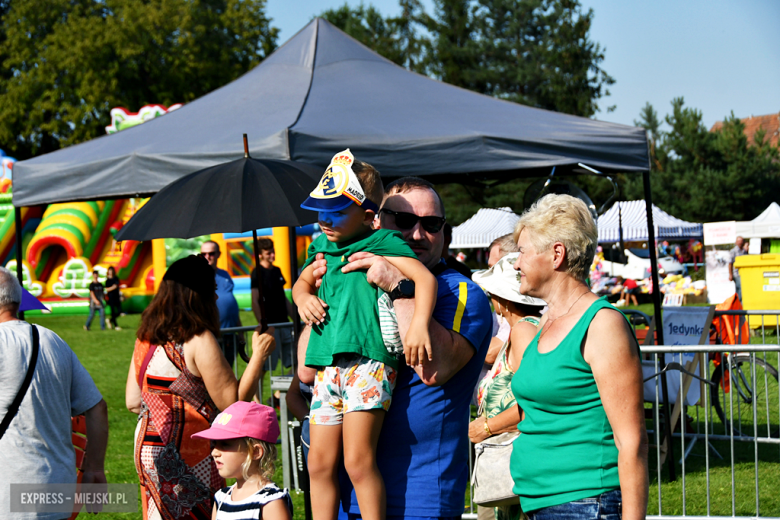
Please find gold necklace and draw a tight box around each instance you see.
[538,289,590,341]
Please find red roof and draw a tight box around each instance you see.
[710,112,780,147]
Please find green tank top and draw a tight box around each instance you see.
[510,297,629,512]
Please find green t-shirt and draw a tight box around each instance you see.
[302,229,416,370]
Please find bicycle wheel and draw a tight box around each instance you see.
[710,354,780,438]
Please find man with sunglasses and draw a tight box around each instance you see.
[310,177,493,520]
[200,240,243,366]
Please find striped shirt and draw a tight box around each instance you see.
[214,482,292,520]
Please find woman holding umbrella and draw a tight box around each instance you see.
[126,255,277,520]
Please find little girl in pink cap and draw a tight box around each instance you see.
[192,401,292,520]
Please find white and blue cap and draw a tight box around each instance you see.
[301,149,379,213]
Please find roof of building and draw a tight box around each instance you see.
[710,112,780,147]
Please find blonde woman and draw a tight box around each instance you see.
[509,194,648,520]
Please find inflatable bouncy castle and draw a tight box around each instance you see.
[1,106,185,314]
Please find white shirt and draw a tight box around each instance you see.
[0,320,103,520]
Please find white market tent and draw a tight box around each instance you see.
[736,202,780,239]
[598,200,702,243]
[451,207,519,249]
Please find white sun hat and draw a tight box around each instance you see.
[472,253,546,306]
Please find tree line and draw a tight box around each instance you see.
[0,0,776,224]
[320,1,779,225]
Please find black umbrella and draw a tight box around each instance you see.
[116,136,322,356]
[115,149,321,241]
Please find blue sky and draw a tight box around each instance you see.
[266,0,779,130]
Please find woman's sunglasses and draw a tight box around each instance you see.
[380,208,446,233]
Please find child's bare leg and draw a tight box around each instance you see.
[308,423,343,520]
[297,326,317,384]
[343,409,386,520]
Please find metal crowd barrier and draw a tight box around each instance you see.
[642,343,779,519]
[640,309,780,519]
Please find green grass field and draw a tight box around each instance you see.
[25,306,779,519]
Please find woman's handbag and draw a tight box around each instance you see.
[471,338,520,507]
[472,430,520,507]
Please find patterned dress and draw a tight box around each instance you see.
[476,317,539,520]
[133,340,224,520]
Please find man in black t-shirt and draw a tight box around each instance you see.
[84,271,106,331]
[250,238,294,368]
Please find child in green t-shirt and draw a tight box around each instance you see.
[293,149,437,520]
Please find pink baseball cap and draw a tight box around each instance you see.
[191,401,280,443]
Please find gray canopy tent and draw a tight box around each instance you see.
[11,17,676,475]
[13,18,649,206]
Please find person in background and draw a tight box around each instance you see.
[473,233,523,416]
[104,265,122,330]
[510,194,647,520]
[126,255,276,520]
[619,277,639,307]
[0,267,109,519]
[728,236,746,300]
[251,238,295,372]
[441,222,473,279]
[201,240,244,366]
[488,234,519,268]
[84,270,106,331]
[470,254,545,520]
[486,233,520,365]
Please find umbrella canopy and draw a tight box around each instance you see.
[451,207,520,249]
[13,18,649,207]
[598,200,702,243]
[20,287,48,312]
[115,157,321,241]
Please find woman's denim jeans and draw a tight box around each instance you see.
[527,489,622,520]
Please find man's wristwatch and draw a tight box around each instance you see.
[389,279,415,301]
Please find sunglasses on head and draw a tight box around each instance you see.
[380,208,446,233]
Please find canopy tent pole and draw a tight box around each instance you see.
[14,206,24,320]
[642,169,676,481]
[244,134,268,335]
[618,202,625,263]
[287,226,300,341]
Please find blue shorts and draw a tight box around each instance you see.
[527,489,622,520]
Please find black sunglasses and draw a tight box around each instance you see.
[380,208,446,233]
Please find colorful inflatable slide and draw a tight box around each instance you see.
[1,152,158,314]
[0,106,186,314]
[8,198,154,314]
